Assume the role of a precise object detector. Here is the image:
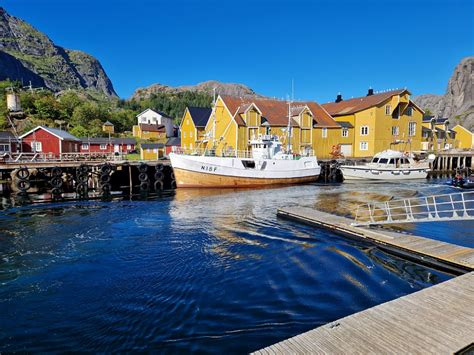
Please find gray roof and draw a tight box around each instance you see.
[0,131,18,142]
[338,121,354,128]
[40,126,81,141]
[141,143,165,149]
[166,137,181,146]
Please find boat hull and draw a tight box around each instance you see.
[340,166,429,180]
[169,153,320,188]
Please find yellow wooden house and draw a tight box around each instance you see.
[322,89,424,157]
[179,106,212,152]
[452,124,474,149]
[420,117,457,151]
[195,95,350,159]
[140,143,165,160]
[132,123,167,142]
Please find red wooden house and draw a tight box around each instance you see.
[80,137,136,154]
[0,131,20,156]
[165,137,181,157]
[20,126,81,157]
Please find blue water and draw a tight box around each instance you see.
[0,181,466,353]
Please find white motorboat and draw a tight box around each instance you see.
[340,149,431,181]
[169,135,320,187]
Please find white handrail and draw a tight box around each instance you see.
[353,191,474,226]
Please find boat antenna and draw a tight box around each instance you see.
[212,87,217,150]
[287,95,292,154]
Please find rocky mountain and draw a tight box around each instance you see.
[131,80,262,101]
[0,7,116,96]
[414,57,474,130]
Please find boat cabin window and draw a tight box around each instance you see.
[403,158,410,164]
[389,159,395,165]
[379,158,388,164]
[242,160,256,169]
[372,158,379,163]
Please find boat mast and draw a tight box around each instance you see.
[287,79,294,154]
[212,87,217,150]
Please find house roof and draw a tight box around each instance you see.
[80,137,136,145]
[188,107,212,128]
[136,108,172,119]
[141,143,165,149]
[139,123,166,132]
[19,126,81,141]
[322,89,409,116]
[103,120,114,126]
[0,131,18,142]
[422,115,449,124]
[220,95,339,128]
[338,121,354,128]
[166,137,181,146]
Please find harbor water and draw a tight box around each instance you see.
[0,180,471,352]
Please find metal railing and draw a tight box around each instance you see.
[171,146,315,159]
[1,152,124,163]
[353,191,474,226]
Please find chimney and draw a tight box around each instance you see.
[367,87,374,96]
[335,93,343,103]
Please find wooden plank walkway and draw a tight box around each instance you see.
[0,160,169,170]
[254,271,474,354]
[277,207,474,273]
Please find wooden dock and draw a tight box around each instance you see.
[253,271,474,354]
[277,207,474,273]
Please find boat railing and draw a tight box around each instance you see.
[353,191,474,226]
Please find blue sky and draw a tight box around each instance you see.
[3,0,473,102]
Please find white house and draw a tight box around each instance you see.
[136,108,174,137]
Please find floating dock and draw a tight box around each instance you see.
[254,271,474,354]
[277,207,474,273]
[253,207,474,354]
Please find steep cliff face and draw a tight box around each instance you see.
[0,7,116,96]
[131,80,262,100]
[414,57,474,130]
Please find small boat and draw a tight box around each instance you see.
[169,135,321,187]
[447,174,474,189]
[340,149,431,181]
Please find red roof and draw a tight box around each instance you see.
[139,123,166,132]
[322,89,409,116]
[220,95,339,128]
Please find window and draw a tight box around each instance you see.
[342,128,348,137]
[385,105,391,115]
[406,107,413,116]
[0,144,10,152]
[190,131,193,138]
[392,126,399,136]
[33,141,42,152]
[143,130,149,134]
[360,126,369,136]
[408,122,416,136]
[190,143,193,149]
[322,128,327,138]
[379,158,388,164]
[100,144,107,150]
[265,126,271,135]
[186,119,189,125]
[360,141,368,151]
[81,143,89,150]
[127,144,132,150]
[183,132,186,138]
[372,157,379,163]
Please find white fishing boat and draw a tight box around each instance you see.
[169,135,320,187]
[340,149,432,181]
[169,97,320,188]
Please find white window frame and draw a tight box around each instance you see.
[81,143,89,150]
[33,141,42,152]
[385,105,391,115]
[342,128,348,137]
[392,126,399,136]
[408,122,416,137]
[99,144,107,150]
[127,144,132,150]
[190,131,193,138]
[360,141,368,151]
[360,126,369,136]
[322,128,328,138]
